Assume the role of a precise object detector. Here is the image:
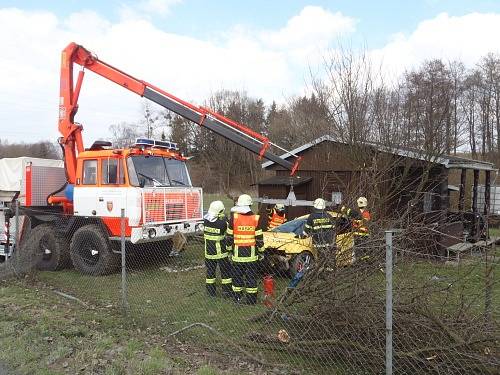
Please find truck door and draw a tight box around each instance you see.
[95,158,127,217]
[73,159,99,216]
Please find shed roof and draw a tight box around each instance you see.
[262,135,496,171]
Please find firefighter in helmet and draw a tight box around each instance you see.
[203,200,232,298]
[351,196,371,261]
[353,196,371,237]
[267,203,286,230]
[227,194,264,305]
[304,198,336,253]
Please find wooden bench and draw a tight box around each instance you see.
[446,236,498,262]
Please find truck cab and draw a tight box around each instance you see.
[73,139,203,244]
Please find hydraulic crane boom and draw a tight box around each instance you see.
[59,42,301,184]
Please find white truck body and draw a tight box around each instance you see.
[0,156,203,257]
[0,158,63,257]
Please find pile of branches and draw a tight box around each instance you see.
[247,225,499,374]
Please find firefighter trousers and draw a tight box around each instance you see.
[205,257,232,297]
[354,235,370,261]
[231,261,258,304]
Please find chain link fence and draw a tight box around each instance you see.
[0,206,498,374]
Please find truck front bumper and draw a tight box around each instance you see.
[130,220,203,244]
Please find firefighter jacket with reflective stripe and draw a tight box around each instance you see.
[268,210,286,230]
[227,212,264,262]
[340,206,352,217]
[353,209,371,236]
[304,210,336,246]
[203,217,229,259]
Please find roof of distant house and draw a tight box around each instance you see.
[262,135,496,171]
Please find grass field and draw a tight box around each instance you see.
[37,242,292,356]
[202,193,260,214]
[202,193,235,212]
[3,250,497,374]
[35,237,499,373]
[0,279,238,374]
[1,194,498,374]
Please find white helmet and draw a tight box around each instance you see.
[313,198,326,210]
[275,203,285,211]
[237,194,253,207]
[357,196,368,208]
[208,200,225,216]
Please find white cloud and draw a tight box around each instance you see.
[119,0,182,20]
[138,0,182,15]
[0,6,351,145]
[371,12,500,78]
[118,0,184,20]
[0,7,499,147]
[261,6,356,65]
[262,6,355,50]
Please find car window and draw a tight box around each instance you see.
[271,218,307,234]
[294,219,306,235]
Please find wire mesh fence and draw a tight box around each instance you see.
[0,207,498,374]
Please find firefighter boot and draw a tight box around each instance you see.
[222,284,233,299]
[232,288,243,303]
[206,282,216,298]
[245,292,257,305]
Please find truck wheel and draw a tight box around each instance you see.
[70,225,119,275]
[33,224,71,271]
[290,251,314,278]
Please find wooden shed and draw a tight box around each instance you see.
[258,136,497,250]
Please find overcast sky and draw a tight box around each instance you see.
[0,0,499,146]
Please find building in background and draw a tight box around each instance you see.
[258,136,497,253]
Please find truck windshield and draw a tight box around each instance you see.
[127,156,191,187]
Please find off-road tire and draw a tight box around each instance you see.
[70,224,119,275]
[33,224,71,271]
[290,251,314,278]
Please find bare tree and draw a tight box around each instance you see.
[461,71,482,157]
[109,122,140,148]
[313,46,377,143]
[401,60,453,155]
[0,140,60,159]
[448,60,466,154]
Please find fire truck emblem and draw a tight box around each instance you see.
[106,201,113,212]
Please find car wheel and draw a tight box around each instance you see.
[290,251,314,278]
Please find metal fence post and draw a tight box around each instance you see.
[14,200,19,251]
[121,208,128,314]
[385,230,393,375]
[4,202,19,267]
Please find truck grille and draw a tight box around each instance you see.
[142,187,203,225]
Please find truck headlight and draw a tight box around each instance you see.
[148,228,156,238]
